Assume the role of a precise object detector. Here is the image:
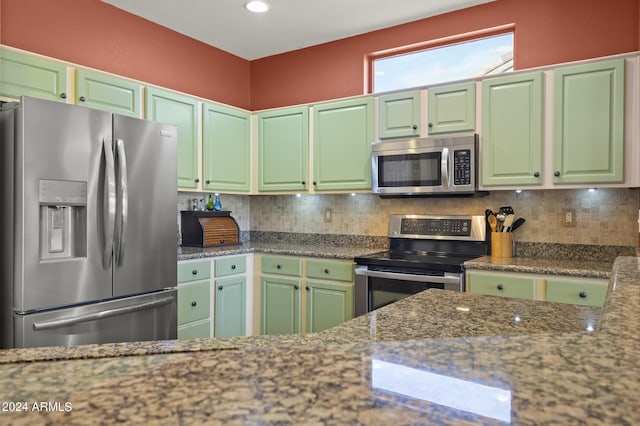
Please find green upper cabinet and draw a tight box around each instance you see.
[305,281,353,333]
[258,106,309,192]
[553,59,625,184]
[146,87,200,189]
[481,72,543,187]
[75,68,143,117]
[312,96,373,191]
[377,91,421,139]
[202,102,251,192]
[215,276,246,338]
[0,48,68,102]
[427,82,475,134]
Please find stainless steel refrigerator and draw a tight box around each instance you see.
[0,96,178,349]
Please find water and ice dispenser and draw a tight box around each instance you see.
[38,179,87,260]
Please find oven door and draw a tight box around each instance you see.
[354,267,463,316]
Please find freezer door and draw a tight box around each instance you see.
[112,115,177,297]
[14,97,114,312]
[13,289,177,348]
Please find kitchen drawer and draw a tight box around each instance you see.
[215,256,247,277]
[177,281,211,325]
[261,255,302,277]
[306,259,353,282]
[545,277,608,307]
[178,260,211,283]
[468,271,536,300]
[177,318,210,340]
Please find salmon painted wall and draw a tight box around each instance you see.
[0,0,251,109]
[250,0,640,110]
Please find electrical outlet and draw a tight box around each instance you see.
[324,208,332,223]
[561,208,576,228]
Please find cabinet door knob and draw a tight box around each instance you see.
[324,268,330,274]
[428,122,433,128]
[192,270,198,275]
[533,171,540,178]
[206,179,211,184]
[60,93,67,99]
[301,181,306,185]
[305,286,310,291]
[231,264,236,270]
[294,285,299,290]
[554,171,561,177]
[276,264,282,269]
[191,301,197,307]
[497,284,504,291]
[195,178,200,183]
[218,286,223,291]
[79,96,86,102]
[579,291,587,298]
[312,181,317,186]
[412,124,418,130]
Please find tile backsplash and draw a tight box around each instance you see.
[180,188,639,248]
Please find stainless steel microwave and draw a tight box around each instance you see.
[372,133,478,195]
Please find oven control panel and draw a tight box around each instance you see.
[388,214,486,241]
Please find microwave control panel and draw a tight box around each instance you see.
[453,149,471,186]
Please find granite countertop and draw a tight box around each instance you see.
[0,257,638,424]
[177,241,387,261]
[464,256,613,279]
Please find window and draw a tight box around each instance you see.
[372,33,513,93]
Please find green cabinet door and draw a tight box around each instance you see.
[378,91,421,139]
[215,276,246,337]
[481,72,543,186]
[0,48,68,102]
[258,106,309,192]
[260,276,301,335]
[202,102,250,192]
[545,277,608,307]
[468,271,536,300]
[553,59,625,184]
[75,68,142,117]
[312,96,373,191]
[427,82,475,134]
[146,87,200,189]
[305,280,353,333]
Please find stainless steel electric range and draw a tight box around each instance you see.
[353,214,488,316]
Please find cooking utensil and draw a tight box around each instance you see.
[488,215,497,232]
[502,214,515,232]
[510,217,526,232]
[495,212,506,232]
[499,206,514,215]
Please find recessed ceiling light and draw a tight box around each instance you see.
[245,1,269,13]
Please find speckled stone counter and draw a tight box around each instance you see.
[464,256,613,279]
[178,241,386,261]
[0,257,638,424]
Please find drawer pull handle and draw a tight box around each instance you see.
[218,286,223,291]
[231,264,236,270]
[276,264,282,269]
[324,268,330,274]
[497,284,504,291]
[579,291,587,299]
[191,301,197,307]
[192,270,198,275]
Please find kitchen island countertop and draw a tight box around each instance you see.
[0,256,637,424]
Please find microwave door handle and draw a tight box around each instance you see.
[355,268,459,284]
[441,147,450,188]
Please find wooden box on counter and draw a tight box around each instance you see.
[180,211,240,247]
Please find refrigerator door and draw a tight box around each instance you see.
[13,289,177,348]
[14,97,114,312]
[112,115,177,297]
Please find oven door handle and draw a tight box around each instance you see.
[354,267,459,284]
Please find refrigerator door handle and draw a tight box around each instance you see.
[114,138,128,266]
[32,297,175,331]
[102,137,116,268]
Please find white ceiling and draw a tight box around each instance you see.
[103,0,495,60]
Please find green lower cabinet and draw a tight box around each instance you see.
[0,48,68,102]
[545,277,608,307]
[214,276,246,337]
[467,271,536,300]
[305,281,353,333]
[178,319,211,340]
[260,276,301,335]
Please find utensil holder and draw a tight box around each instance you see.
[491,232,513,258]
